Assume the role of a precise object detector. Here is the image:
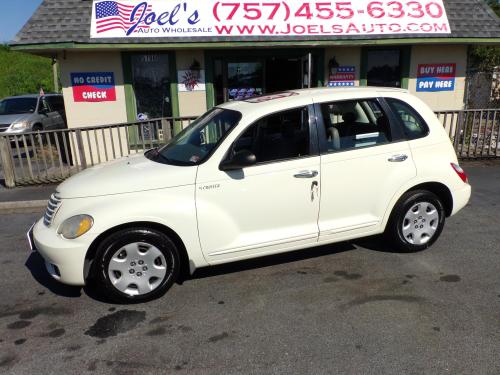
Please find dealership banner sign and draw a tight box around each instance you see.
[416,63,456,92]
[91,0,451,38]
[71,72,117,102]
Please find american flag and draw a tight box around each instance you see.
[95,1,152,34]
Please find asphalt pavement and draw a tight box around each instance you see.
[0,162,498,374]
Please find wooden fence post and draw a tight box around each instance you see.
[161,118,172,143]
[75,129,87,169]
[0,136,16,188]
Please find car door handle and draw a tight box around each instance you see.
[294,170,318,178]
[388,154,408,163]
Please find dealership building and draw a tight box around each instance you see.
[11,0,500,130]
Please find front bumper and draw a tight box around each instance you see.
[31,219,92,286]
[451,183,472,216]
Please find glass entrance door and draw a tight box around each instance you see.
[131,53,172,120]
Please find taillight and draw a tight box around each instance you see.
[451,163,468,183]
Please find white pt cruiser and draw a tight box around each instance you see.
[29,88,471,302]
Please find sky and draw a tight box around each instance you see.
[0,0,43,43]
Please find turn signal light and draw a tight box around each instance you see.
[451,163,468,183]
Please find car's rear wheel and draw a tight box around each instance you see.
[385,190,446,252]
[93,228,180,303]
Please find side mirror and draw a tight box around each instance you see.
[220,150,257,171]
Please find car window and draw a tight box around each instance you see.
[154,108,242,166]
[320,99,392,153]
[46,96,65,112]
[0,98,37,115]
[386,98,429,140]
[233,107,310,164]
[40,97,51,113]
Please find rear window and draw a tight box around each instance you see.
[46,96,65,112]
[386,98,429,140]
[320,99,392,153]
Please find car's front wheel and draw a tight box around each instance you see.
[385,190,446,252]
[93,228,180,303]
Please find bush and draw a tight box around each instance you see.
[0,44,55,98]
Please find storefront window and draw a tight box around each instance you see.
[210,51,320,106]
[227,62,264,101]
[366,50,401,88]
[131,53,172,120]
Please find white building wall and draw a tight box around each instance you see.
[59,51,128,128]
[408,45,468,111]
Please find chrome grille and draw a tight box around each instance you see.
[44,193,62,227]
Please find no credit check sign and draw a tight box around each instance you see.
[91,0,451,38]
[71,72,117,102]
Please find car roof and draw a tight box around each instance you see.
[2,93,62,100]
[218,87,409,115]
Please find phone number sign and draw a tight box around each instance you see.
[91,0,451,38]
[417,63,456,92]
[71,72,116,102]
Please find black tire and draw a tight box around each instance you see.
[92,228,180,303]
[32,124,43,132]
[385,190,446,253]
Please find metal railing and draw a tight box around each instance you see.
[0,116,196,188]
[0,109,499,188]
[435,109,500,159]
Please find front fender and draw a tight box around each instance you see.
[53,185,208,270]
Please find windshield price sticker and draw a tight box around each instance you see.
[91,0,451,38]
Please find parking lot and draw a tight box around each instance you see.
[0,161,499,374]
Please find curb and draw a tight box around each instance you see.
[0,200,47,213]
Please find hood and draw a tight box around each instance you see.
[0,113,32,126]
[56,154,197,199]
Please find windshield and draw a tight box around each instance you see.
[150,108,242,166]
[0,98,38,115]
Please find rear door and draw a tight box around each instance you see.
[38,97,54,129]
[315,97,416,243]
[44,96,65,129]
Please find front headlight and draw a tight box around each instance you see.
[58,215,94,239]
[10,121,30,130]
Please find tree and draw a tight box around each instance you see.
[0,44,55,98]
[469,1,500,73]
[486,0,500,16]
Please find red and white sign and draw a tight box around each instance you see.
[418,63,456,77]
[91,0,451,38]
[71,72,116,102]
